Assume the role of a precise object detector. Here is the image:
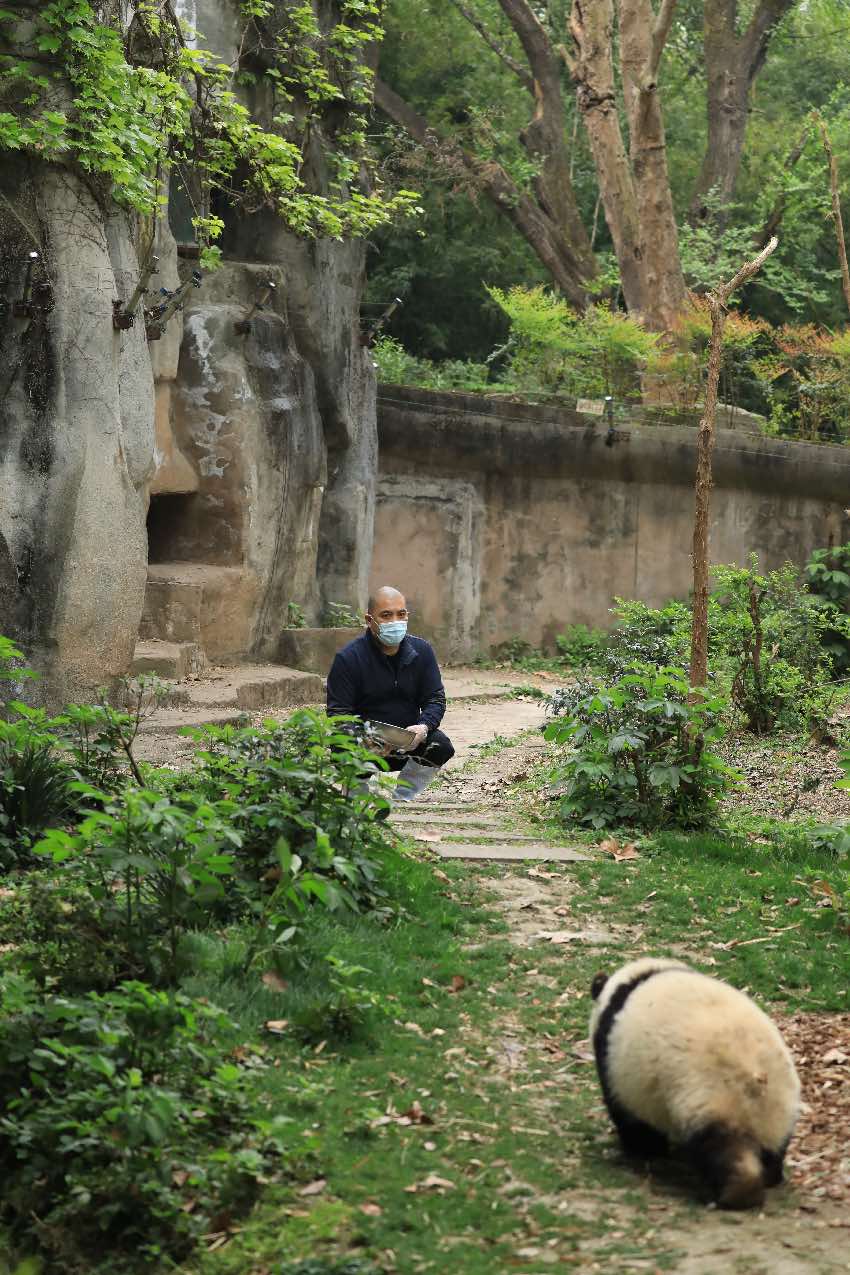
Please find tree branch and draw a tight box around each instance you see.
[373,78,592,306]
[741,0,796,86]
[448,0,534,92]
[495,0,558,85]
[647,0,679,83]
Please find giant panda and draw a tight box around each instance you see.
[589,957,800,1209]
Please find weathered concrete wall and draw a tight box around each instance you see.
[373,386,850,657]
[0,161,154,702]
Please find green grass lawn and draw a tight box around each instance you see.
[169,809,849,1274]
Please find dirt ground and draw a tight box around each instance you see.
[429,703,850,1275]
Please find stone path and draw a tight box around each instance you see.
[390,804,588,860]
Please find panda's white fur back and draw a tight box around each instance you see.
[590,957,800,1152]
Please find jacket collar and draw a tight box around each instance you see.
[366,630,418,666]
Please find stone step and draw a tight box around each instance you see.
[137,708,249,737]
[411,830,548,845]
[435,843,590,862]
[140,562,258,663]
[390,812,510,829]
[162,664,324,711]
[131,639,206,679]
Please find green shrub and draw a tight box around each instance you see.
[0,718,74,870]
[712,558,844,734]
[291,954,390,1045]
[602,598,692,679]
[371,335,493,392]
[555,624,608,671]
[486,285,658,400]
[0,977,288,1272]
[544,668,732,830]
[35,788,242,985]
[0,870,127,992]
[805,541,850,672]
[185,710,394,921]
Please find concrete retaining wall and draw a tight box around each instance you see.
[372,385,850,658]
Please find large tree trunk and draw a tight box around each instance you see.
[619,0,686,329]
[569,0,685,329]
[690,0,796,222]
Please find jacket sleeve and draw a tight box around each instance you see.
[417,644,447,731]
[326,651,359,718]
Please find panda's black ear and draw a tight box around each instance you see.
[590,971,608,1001]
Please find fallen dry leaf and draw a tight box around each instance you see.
[401,1100,434,1125]
[433,868,450,882]
[263,1019,288,1034]
[298,1178,326,1197]
[359,1202,382,1217]
[261,971,287,993]
[403,1173,455,1193]
[448,975,467,994]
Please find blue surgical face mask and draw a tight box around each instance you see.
[377,620,407,646]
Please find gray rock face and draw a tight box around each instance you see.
[160,262,326,659]
[0,162,154,702]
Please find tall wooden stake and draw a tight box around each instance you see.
[689,237,779,695]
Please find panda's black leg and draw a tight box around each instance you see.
[761,1145,785,1188]
[608,1101,669,1159]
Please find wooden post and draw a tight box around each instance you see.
[689,237,779,695]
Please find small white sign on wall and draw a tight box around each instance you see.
[576,398,605,416]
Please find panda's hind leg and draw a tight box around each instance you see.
[685,1124,765,1209]
[608,1100,669,1159]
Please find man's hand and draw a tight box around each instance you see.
[405,723,428,752]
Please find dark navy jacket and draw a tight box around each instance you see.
[326,631,447,732]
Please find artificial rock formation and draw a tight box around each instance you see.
[2,0,379,700]
[0,162,153,703]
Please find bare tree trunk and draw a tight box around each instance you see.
[373,78,592,307]
[618,0,686,329]
[567,0,644,313]
[690,236,778,694]
[690,0,797,223]
[816,115,850,320]
[568,0,685,329]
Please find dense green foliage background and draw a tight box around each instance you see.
[367,0,850,359]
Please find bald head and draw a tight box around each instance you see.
[367,586,407,618]
[365,586,409,652]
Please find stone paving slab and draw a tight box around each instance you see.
[410,830,552,845]
[434,843,590,862]
[390,812,511,829]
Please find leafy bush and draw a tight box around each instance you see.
[322,601,361,628]
[712,558,844,734]
[0,977,288,1271]
[486,285,659,400]
[544,668,731,830]
[602,598,692,680]
[371,335,494,392]
[555,624,608,671]
[0,717,74,871]
[291,954,390,1045]
[805,541,850,673]
[35,787,241,986]
[0,870,127,993]
[184,709,395,918]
